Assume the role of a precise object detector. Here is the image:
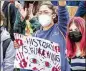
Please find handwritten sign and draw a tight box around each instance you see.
[14,33,61,71]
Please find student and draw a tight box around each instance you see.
[14,1,70,71]
[33,1,70,71]
[66,17,86,71]
[14,1,40,35]
[0,11,15,71]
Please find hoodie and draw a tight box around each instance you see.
[0,27,15,71]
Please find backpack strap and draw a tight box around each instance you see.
[7,3,11,32]
[3,38,11,59]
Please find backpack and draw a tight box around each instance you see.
[3,38,11,59]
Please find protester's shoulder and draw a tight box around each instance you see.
[1,28,11,41]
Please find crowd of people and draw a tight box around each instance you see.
[0,0,86,71]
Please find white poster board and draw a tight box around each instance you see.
[14,33,61,71]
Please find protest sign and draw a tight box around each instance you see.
[14,33,61,71]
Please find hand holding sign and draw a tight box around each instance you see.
[14,33,61,71]
[14,39,23,48]
[14,33,24,48]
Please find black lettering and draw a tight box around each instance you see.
[33,39,38,47]
[26,38,29,44]
[22,45,28,53]
[47,43,52,50]
[29,39,34,46]
[37,39,42,46]
[38,48,41,54]
[29,47,34,53]
[33,47,38,55]
[47,51,51,58]
[41,49,45,56]
[56,55,60,62]
[42,42,47,48]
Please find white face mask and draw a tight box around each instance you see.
[38,15,52,27]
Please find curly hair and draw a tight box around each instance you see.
[38,2,58,24]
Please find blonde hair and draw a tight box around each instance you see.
[0,11,6,26]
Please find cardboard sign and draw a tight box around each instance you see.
[14,33,61,71]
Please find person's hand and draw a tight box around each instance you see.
[14,40,20,48]
[28,3,34,20]
[15,1,27,20]
[58,0,66,6]
[20,8,27,21]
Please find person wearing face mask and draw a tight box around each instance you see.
[66,17,86,71]
[33,1,70,71]
[14,1,70,71]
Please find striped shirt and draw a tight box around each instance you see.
[69,56,86,71]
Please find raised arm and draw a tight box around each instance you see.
[75,1,86,17]
[15,1,27,21]
[58,1,69,36]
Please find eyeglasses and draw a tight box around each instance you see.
[38,10,52,15]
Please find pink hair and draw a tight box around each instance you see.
[66,17,86,58]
